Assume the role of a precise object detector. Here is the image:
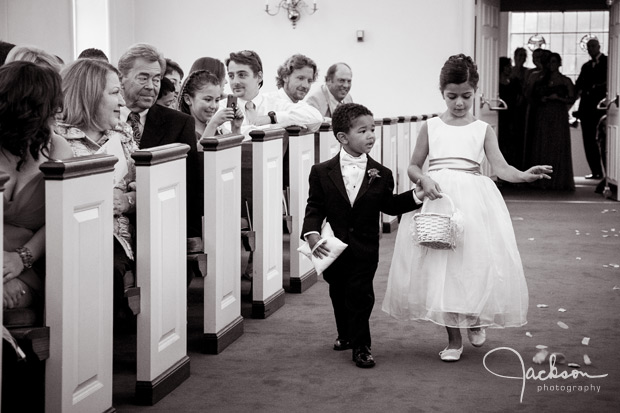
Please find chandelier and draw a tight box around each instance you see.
[265,0,318,28]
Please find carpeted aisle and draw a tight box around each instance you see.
[113,182,620,413]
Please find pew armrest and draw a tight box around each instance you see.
[188,253,208,277]
[9,326,50,361]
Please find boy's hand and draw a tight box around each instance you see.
[307,233,330,258]
[414,182,425,201]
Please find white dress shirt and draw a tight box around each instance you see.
[220,91,323,139]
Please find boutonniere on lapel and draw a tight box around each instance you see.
[367,168,381,184]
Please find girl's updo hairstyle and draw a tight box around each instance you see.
[439,54,479,92]
[177,70,222,115]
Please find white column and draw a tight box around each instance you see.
[42,154,116,413]
[132,144,190,405]
[201,134,244,353]
[285,127,316,293]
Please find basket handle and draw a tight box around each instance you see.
[421,193,455,214]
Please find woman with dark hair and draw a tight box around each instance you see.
[190,57,227,93]
[1,61,73,316]
[498,56,521,167]
[54,58,138,321]
[527,52,576,190]
[178,69,243,141]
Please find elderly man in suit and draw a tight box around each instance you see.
[575,38,607,180]
[117,43,202,249]
[305,62,353,119]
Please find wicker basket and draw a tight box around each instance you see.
[413,193,457,250]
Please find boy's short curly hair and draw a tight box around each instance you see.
[331,103,373,137]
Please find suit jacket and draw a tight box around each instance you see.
[575,54,607,114]
[141,104,202,238]
[305,84,353,118]
[301,154,420,263]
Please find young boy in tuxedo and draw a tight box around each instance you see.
[301,103,424,368]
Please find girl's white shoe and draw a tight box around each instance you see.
[439,346,463,362]
[467,328,486,347]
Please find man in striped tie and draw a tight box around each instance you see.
[118,43,203,256]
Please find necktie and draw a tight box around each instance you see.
[127,112,142,147]
[245,101,256,125]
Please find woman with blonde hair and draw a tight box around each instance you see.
[55,58,138,322]
[5,45,63,72]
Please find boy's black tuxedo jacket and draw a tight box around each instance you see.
[301,154,421,264]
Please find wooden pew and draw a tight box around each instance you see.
[200,134,244,353]
[381,117,399,233]
[315,122,340,163]
[285,127,316,293]
[245,129,286,319]
[132,144,190,405]
[40,154,117,413]
[397,116,413,192]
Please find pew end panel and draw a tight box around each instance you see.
[132,144,190,405]
[381,118,400,233]
[41,154,117,413]
[248,129,286,319]
[285,126,317,293]
[200,134,245,354]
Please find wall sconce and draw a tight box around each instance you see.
[265,0,317,28]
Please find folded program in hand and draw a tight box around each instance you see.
[297,222,347,275]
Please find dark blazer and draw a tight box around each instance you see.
[140,104,202,238]
[575,54,607,114]
[301,154,420,263]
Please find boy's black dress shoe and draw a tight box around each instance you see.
[352,346,375,368]
[585,174,603,180]
[333,338,351,351]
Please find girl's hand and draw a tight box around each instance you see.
[419,175,442,200]
[523,165,553,182]
[231,107,244,130]
[3,251,24,281]
[210,108,234,128]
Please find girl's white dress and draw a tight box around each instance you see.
[382,117,528,328]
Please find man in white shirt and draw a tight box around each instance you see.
[270,54,318,103]
[305,62,353,119]
[221,50,322,137]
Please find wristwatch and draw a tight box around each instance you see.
[268,111,277,124]
[15,247,34,269]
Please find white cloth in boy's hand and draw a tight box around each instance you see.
[297,222,348,275]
